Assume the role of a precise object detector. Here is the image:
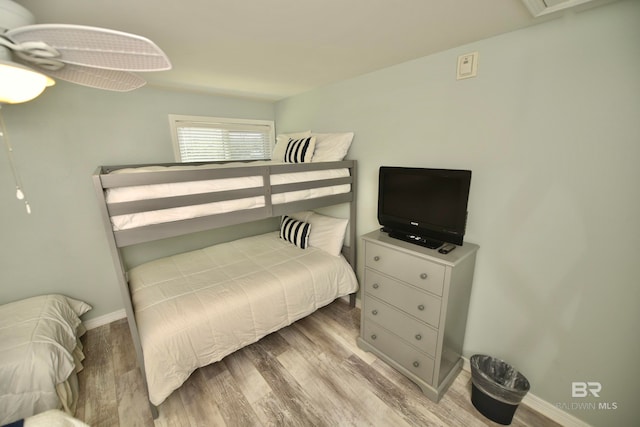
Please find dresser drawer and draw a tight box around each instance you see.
[365,269,442,328]
[363,322,434,384]
[364,296,438,357]
[365,241,445,295]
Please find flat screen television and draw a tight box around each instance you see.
[378,166,472,248]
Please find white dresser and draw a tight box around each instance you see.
[357,229,479,402]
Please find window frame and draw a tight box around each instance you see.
[168,114,275,163]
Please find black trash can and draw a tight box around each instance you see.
[470,354,530,425]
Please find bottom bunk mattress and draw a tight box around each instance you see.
[128,231,359,405]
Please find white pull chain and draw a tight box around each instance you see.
[0,107,32,214]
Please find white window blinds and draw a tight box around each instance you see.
[169,115,274,162]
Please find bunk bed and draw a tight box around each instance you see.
[92,158,358,416]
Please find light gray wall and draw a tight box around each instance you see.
[0,83,275,318]
[275,2,640,426]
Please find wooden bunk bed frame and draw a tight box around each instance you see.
[92,160,357,417]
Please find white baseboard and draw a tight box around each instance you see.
[522,392,591,427]
[83,309,126,330]
[461,358,591,427]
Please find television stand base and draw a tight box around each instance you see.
[387,230,443,249]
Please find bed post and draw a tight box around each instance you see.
[349,161,357,308]
[92,168,159,419]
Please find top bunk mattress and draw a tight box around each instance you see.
[104,161,351,231]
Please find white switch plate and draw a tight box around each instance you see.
[457,52,478,80]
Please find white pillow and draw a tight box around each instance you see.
[311,132,354,162]
[288,211,314,222]
[287,211,349,256]
[272,130,311,162]
[308,213,349,256]
[65,296,93,316]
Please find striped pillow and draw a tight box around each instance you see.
[284,136,316,163]
[280,215,311,249]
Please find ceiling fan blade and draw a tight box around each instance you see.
[38,62,147,92]
[5,24,171,72]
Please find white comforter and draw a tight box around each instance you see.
[0,295,91,425]
[106,162,350,231]
[128,231,358,405]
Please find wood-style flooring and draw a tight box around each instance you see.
[74,300,561,427]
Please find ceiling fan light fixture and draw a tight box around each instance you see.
[0,60,54,104]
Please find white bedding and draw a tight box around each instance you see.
[106,161,350,231]
[22,409,89,427]
[128,231,358,405]
[0,295,91,425]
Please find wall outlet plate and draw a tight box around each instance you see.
[457,52,478,80]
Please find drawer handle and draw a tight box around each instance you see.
[371,334,377,340]
[415,334,422,341]
[373,255,380,261]
[372,283,379,289]
[413,361,420,368]
[372,310,378,315]
[420,273,428,280]
[418,304,425,311]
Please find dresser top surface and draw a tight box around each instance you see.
[362,229,479,266]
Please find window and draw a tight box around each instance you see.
[169,115,275,162]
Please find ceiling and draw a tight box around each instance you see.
[10,0,611,100]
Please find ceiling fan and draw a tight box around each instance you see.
[0,0,172,214]
[0,0,172,104]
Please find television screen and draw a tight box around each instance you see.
[378,167,471,248]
